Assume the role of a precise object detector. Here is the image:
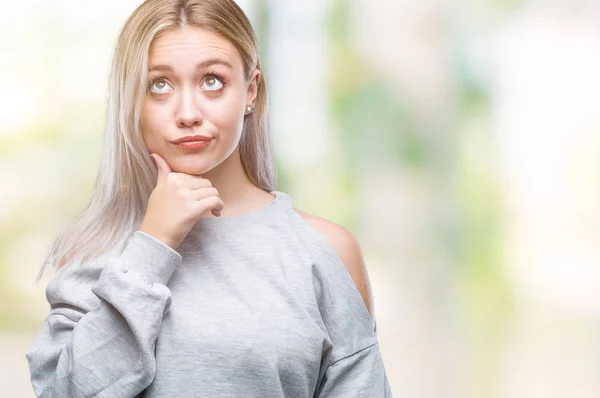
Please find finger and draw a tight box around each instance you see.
[180,176,213,190]
[211,199,224,216]
[150,153,172,182]
[191,187,220,201]
[201,196,224,216]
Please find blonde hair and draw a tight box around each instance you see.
[36,0,275,280]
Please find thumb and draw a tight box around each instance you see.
[150,153,172,181]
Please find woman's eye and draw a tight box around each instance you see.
[149,79,171,94]
[202,76,224,91]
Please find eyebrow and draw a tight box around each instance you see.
[148,59,233,73]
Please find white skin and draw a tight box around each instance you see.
[141,26,272,219]
[138,28,375,319]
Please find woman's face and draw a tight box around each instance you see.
[141,26,259,175]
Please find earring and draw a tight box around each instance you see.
[245,103,256,115]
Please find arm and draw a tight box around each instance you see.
[318,344,393,397]
[295,210,376,330]
[316,223,392,396]
[294,210,392,396]
[25,231,181,398]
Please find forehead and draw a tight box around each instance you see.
[148,26,243,72]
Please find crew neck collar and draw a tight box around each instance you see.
[192,190,290,230]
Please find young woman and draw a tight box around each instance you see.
[25,0,392,396]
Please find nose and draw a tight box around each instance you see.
[175,86,203,128]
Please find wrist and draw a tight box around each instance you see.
[138,226,177,250]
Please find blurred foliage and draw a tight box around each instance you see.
[326,0,426,172]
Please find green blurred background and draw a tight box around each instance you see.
[3,0,600,396]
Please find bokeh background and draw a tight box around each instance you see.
[2,0,600,396]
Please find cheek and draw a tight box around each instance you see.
[205,92,246,133]
[140,90,246,144]
[141,101,167,145]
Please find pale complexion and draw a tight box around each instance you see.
[140,26,376,324]
[141,26,272,217]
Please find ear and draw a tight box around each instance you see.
[246,68,261,105]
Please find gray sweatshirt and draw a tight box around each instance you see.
[26,191,392,397]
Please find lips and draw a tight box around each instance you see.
[175,140,211,150]
[172,134,212,144]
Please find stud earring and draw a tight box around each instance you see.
[245,103,256,115]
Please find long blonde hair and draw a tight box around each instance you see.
[36,0,275,280]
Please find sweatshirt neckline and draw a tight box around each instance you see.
[193,190,290,230]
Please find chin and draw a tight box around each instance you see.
[171,157,215,176]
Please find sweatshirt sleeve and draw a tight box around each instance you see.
[299,218,393,397]
[317,343,393,397]
[25,231,182,398]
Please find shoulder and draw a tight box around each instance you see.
[43,254,108,318]
[293,208,375,322]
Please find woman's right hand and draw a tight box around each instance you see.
[139,152,225,250]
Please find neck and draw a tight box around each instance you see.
[200,146,269,217]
